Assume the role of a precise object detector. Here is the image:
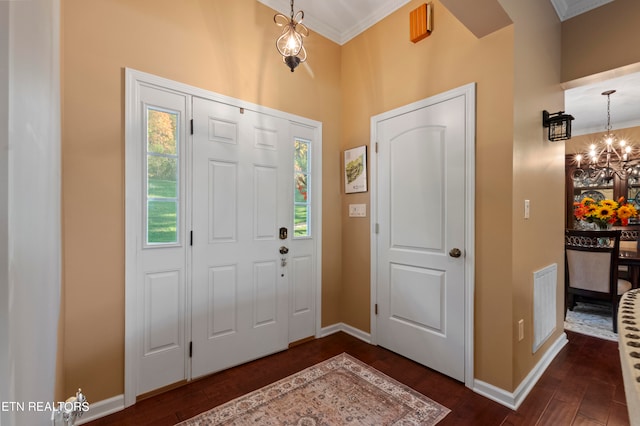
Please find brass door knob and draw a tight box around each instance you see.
[449,248,462,258]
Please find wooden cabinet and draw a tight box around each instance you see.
[566,155,640,228]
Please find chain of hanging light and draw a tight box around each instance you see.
[274,0,309,72]
[571,89,640,186]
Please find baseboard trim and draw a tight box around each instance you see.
[473,332,568,410]
[320,322,372,343]
[75,394,124,425]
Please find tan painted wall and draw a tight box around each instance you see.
[568,127,640,155]
[339,0,516,390]
[340,0,566,392]
[61,0,569,403]
[61,0,342,401]
[562,0,640,83]
[501,0,566,388]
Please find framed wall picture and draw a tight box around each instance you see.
[344,145,367,193]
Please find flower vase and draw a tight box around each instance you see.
[595,222,612,247]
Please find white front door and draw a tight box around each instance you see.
[190,98,291,378]
[126,70,321,403]
[372,85,474,382]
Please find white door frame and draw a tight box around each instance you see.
[124,68,323,406]
[369,83,476,388]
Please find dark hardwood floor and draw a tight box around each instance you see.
[86,330,630,425]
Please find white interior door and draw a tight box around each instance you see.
[190,98,291,378]
[373,86,474,382]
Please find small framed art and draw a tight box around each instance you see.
[344,145,367,193]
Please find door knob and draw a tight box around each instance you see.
[279,246,289,255]
[449,248,462,258]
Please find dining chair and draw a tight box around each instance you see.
[565,229,632,333]
[612,225,640,281]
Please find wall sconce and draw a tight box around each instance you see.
[274,0,309,72]
[542,110,574,142]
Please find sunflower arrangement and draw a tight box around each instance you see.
[573,197,638,228]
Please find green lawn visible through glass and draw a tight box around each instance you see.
[294,204,308,236]
[149,178,177,199]
[148,201,178,243]
[148,179,178,243]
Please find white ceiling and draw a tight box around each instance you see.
[565,72,640,136]
[258,0,637,135]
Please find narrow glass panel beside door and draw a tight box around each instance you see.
[294,138,311,237]
[146,108,180,245]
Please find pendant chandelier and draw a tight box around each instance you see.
[274,0,309,72]
[571,89,639,186]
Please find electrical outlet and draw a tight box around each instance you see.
[518,319,524,341]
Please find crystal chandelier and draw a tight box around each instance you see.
[571,89,639,186]
[274,0,309,72]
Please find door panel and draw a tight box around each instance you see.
[191,98,290,378]
[254,166,278,239]
[375,92,468,382]
[390,264,444,331]
[136,84,188,396]
[292,255,312,315]
[208,161,237,242]
[288,123,317,343]
[391,127,444,250]
[207,265,236,338]
[144,270,182,355]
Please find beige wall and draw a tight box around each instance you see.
[339,0,517,388]
[562,0,640,83]
[502,0,566,388]
[61,0,570,404]
[568,126,640,155]
[339,0,565,392]
[61,0,342,401]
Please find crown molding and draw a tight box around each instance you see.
[550,0,614,21]
[335,0,412,45]
[256,0,411,45]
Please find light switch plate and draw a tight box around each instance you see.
[349,204,366,217]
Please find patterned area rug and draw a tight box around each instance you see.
[564,302,618,342]
[177,353,450,425]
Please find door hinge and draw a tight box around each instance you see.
[375,142,378,153]
[375,223,379,234]
[190,231,193,246]
[190,119,194,135]
[375,304,378,315]
[189,341,193,358]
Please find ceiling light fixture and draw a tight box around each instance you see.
[572,89,638,185]
[274,0,309,72]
